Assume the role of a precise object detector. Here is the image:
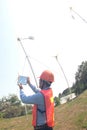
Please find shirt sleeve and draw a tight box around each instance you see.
[20,89,44,105]
[29,83,40,93]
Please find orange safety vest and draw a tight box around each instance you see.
[32,88,54,127]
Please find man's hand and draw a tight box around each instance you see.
[18,84,23,89]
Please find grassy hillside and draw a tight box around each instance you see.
[55,90,87,130]
[0,90,87,130]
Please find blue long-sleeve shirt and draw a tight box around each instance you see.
[20,84,47,126]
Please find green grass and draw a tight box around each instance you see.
[0,116,33,130]
[0,90,87,130]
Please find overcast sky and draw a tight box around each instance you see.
[0,0,87,98]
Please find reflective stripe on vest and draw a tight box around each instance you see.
[32,88,54,127]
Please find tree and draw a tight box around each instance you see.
[74,61,87,95]
[62,88,71,96]
[54,96,60,106]
[59,93,62,98]
[0,94,27,118]
[7,94,21,106]
[57,61,87,98]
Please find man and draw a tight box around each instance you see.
[18,70,55,130]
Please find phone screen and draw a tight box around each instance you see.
[18,76,27,85]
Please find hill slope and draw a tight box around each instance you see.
[0,90,87,130]
[55,90,87,130]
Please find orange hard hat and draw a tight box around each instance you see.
[40,70,54,82]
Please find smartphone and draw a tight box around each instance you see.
[18,76,28,85]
